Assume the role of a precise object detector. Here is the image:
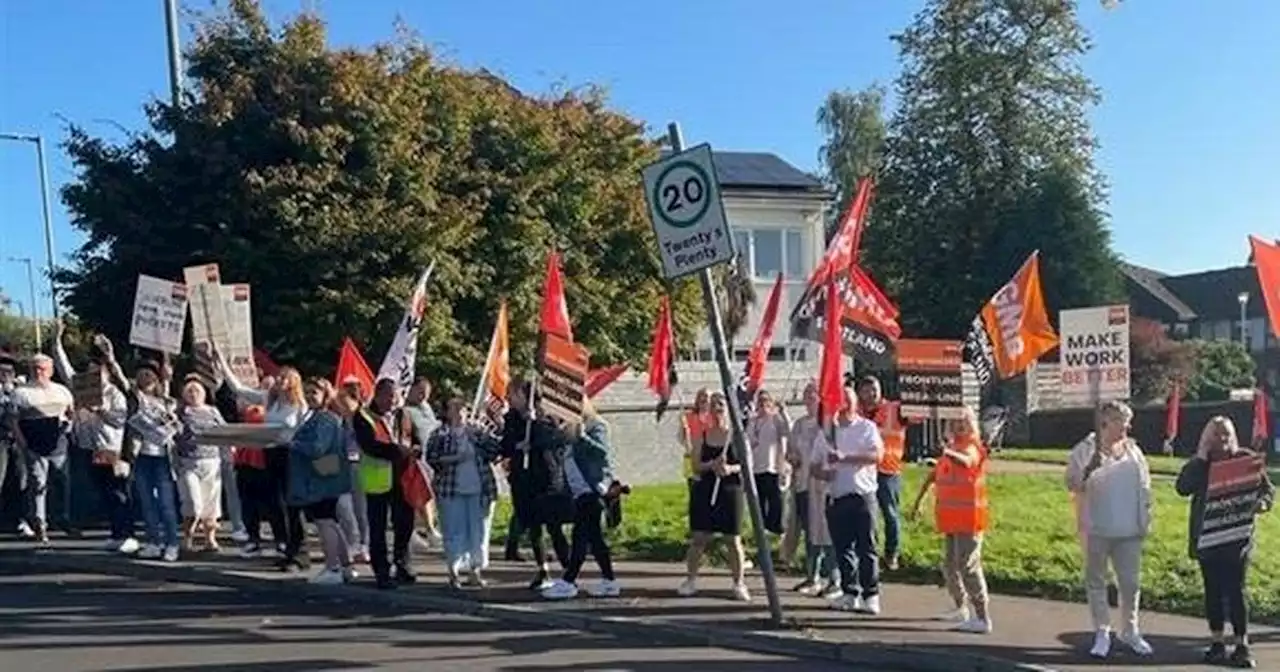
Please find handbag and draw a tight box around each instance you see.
[400,460,434,509]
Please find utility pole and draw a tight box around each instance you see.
[164,0,183,107]
[8,257,42,351]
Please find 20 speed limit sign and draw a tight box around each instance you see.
[641,143,735,280]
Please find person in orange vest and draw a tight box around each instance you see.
[854,375,907,571]
[908,406,991,634]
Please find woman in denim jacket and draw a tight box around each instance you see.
[288,379,354,586]
[541,401,621,600]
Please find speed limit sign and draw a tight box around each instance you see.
[641,143,735,279]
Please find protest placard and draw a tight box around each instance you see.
[1198,453,1267,551]
[537,334,589,425]
[222,283,257,386]
[183,263,231,353]
[896,339,965,420]
[129,275,189,354]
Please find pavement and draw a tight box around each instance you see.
[1,536,1276,672]
[0,563,854,672]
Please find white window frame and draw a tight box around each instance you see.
[734,227,806,280]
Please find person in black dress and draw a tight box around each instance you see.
[675,392,750,602]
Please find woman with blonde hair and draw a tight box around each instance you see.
[677,392,749,602]
[908,406,991,634]
[1176,415,1274,668]
[1064,400,1153,659]
[215,348,310,572]
[174,379,227,552]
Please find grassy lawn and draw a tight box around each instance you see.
[997,447,1280,482]
[493,467,1280,624]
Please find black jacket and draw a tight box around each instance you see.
[352,405,416,477]
[1175,450,1275,561]
[499,409,570,499]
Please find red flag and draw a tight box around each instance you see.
[744,273,785,395]
[817,274,845,425]
[539,251,573,341]
[1167,378,1182,442]
[333,337,375,400]
[1250,236,1280,342]
[586,364,628,399]
[1253,388,1271,448]
[253,348,280,378]
[802,177,874,297]
[647,296,678,420]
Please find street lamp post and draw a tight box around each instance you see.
[0,132,60,322]
[8,257,42,351]
[1237,291,1250,349]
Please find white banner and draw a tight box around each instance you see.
[222,283,257,386]
[1058,304,1131,408]
[377,261,436,395]
[129,275,189,354]
[183,263,231,353]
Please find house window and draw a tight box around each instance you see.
[1172,322,1190,338]
[734,228,806,280]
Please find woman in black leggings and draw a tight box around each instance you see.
[1175,416,1274,668]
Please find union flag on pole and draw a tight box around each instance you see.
[470,301,511,436]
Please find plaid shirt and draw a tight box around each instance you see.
[424,424,501,504]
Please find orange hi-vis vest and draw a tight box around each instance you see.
[933,439,989,535]
[682,411,708,479]
[866,401,906,474]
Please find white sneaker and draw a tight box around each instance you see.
[428,529,444,547]
[16,521,35,539]
[230,529,250,544]
[936,606,970,622]
[676,578,698,597]
[309,568,345,585]
[798,582,823,597]
[541,579,580,600]
[731,582,752,602]
[342,566,360,583]
[410,532,432,553]
[1118,631,1153,656]
[830,594,861,612]
[101,538,122,552]
[162,545,181,563]
[1089,629,1112,658]
[117,538,140,555]
[860,594,881,616]
[138,544,162,560]
[821,583,844,600]
[954,617,992,634]
[588,579,622,598]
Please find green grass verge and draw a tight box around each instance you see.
[997,447,1280,482]
[493,467,1279,624]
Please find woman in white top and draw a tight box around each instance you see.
[747,389,789,537]
[1064,400,1154,660]
[215,348,310,571]
[789,382,838,597]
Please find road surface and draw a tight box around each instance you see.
[0,561,862,671]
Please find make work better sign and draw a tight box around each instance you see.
[641,144,735,280]
[1058,304,1131,408]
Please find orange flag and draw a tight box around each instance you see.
[471,302,510,428]
[964,251,1059,390]
[1249,236,1280,342]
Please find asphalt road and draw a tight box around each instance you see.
[0,562,859,672]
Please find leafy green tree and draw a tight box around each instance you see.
[816,85,887,237]
[857,0,1122,338]
[54,0,700,392]
[1185,339,1256,402]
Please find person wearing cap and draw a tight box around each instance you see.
[10,341,74,545]
[50,326,138,555]
[0,347,35,539]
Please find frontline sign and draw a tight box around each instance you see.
[1058,304,1130,408]
[641,144,735,280]
[896,339,966,420]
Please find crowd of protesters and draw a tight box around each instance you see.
[0,328,1275,667]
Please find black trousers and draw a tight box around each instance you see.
[563,494,614,583]
[89,463,133,540]
[1200,552,1251,636]
[509,490,570,568]
[827,493,879,598]
[754,472,783,534]
[366,488,414,580]
[264,449,306,563]
[235,466,285,545]
[0,441,28,526]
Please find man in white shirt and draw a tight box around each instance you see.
[10,354,75,543]
[812,385,884,615]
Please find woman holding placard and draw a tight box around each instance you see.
[677,392,749,603]
[1175,416,1275,668]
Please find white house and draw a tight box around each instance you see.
[687,150,834,362]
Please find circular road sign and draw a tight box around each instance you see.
[651,159,712,229]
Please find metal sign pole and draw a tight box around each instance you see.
[665,122,783,627]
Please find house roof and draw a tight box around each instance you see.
[1122,260,1267,322]
[661,149,830,195]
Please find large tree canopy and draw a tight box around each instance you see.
[56,1,700,391]
[853,0,1123,339]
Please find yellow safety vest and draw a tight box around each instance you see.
[358,409,395,495]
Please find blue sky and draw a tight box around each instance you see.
[2,0,1277,323]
